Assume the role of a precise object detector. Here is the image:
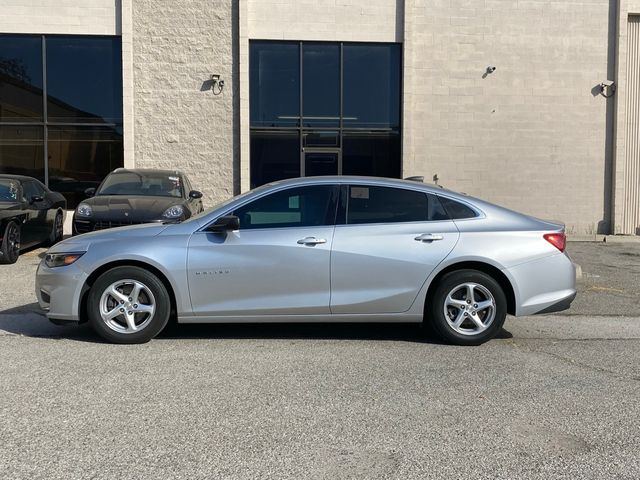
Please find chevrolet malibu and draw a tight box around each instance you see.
[36,176,576,345]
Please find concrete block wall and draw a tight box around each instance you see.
[132,0,238,205]
[404,0,614,235]
[0,0,120,35]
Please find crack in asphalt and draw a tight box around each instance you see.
[507,340,640,382]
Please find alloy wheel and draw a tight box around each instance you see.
[99,279,156,334]
[7,223,20,257]
[443,282,496,336]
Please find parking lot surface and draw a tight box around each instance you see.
[0,242,639,479]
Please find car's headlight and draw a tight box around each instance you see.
[76,203,93,217]
[162,205,184,219]
[44,252,84,268]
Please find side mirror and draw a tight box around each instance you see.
[189,190,203,199]
[206,215,240,233]
[84,187,96,197]
[30,195,44,204]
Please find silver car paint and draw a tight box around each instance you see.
[36,176,576,324]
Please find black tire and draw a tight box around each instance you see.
[0,221,21,265]
[47,210,64,246]
[427,269,507,346]
[87,266,171,344]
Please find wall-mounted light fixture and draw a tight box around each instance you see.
[210,74,225,95]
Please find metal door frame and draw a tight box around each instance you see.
[301,147,342,176]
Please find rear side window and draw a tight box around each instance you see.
[438,196,478,219]
[233,185,337,229]
[346,186,450,224]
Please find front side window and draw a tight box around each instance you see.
[233,185,337,230]
[22,180,42,201]
[346,186,449,224]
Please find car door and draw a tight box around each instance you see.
[20,181,50,246]
[187,184,339,316]
[330,184,460,314]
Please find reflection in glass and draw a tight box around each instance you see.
[302,43,340,128]
[343,44,401,128]
[47,126,123,208]
[250,131,300,188]
[305,151,339,177]
[0,35,43,122]
[0,125,44,180]
[46,36,122,124]
[342,132,400,178]
[250,42,300,127]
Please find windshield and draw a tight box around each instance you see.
[0,179,20,202]
[97,172,184,198]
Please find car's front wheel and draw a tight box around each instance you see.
[47,210,64,246]
[427,269,507,346]
[87,266,171,344]
[0,221,21,265]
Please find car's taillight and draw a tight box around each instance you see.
[543,232,566,252]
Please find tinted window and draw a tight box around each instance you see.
[234,185,336,229]
[439,196,478,219]
[22,180,42,201]
[342,132,400,177]
[0,125,44,180]
[250,42,300,127]
[46,37,122,123]
[347,186,449,224]
[0,35,43,122]
[302,43,340,128]
[250,130,300,188]
[343,44,401,128]
[97,171,183,198]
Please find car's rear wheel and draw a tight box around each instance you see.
[87,266,171,344]
[427,269,507,346]
[47,211,64,246]
[0,221,21,265]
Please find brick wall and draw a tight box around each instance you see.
[0,0,120,35]
[404,0,614,235]
[132,0,238,205]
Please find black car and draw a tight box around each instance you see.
[0,175,66,264]
[73,169,204,234]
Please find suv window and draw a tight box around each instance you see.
[438,196,478,219]
[233,185,337,229]
[346,186,449,224]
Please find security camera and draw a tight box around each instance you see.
[600,80,616,98]
[211,74,220,82]
[486,66,496,74]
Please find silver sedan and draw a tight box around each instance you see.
[35,176,576,345]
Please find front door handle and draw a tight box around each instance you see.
[415,233,444,242]
[297,237,327,246]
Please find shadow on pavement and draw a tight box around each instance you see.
[0,303,513,344]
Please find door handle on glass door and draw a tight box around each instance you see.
[297,237,327,246]
[415,233,444,242]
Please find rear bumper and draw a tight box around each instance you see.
[506,252,577,316]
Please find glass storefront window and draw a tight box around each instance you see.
[302,43,340,128]
[46,37,122,124]
[342,132,401,178]
[47,126,123,207]
[0,125,44,180]
[0,35,43,122]
[343,44,401,129]
[0,35,123,208]
[250,130,301,188]
[250,42,300,127]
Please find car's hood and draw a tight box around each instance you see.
[48,223,169,253]
[82,195,182,221]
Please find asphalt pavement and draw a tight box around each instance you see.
[0,241,639,479]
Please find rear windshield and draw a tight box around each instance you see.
[97,172,183,198]
[0,179,20,202]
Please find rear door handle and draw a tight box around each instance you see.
[415,233,444,242]
[297,236,327,246]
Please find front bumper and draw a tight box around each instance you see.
[35,260,88,322]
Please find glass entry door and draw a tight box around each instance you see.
[303,148,341,177]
